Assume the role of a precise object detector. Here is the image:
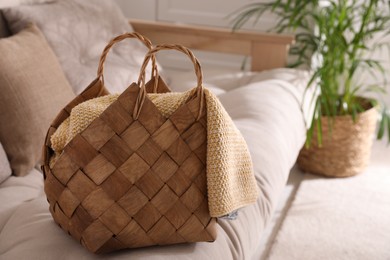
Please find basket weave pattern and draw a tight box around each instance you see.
[297,106,378,177]
[42,37,216,253]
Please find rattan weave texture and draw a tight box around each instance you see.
[298,105,378,177]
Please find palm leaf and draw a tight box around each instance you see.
[230,0,390,145]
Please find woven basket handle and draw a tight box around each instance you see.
[134,44,204,120]
[97,32,158,90]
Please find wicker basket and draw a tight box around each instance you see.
[42,34,216,253]
[297,104,378,177]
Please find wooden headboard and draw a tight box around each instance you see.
[130,19,294,72]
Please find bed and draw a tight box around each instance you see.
[0,1,328,259]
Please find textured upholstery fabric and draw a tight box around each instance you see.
[3,0,157,94]
[0,24,74,176]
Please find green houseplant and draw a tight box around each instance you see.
[232,0,390,177]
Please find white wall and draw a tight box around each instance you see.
[115,0,275,29]
[114,0,277,71]
[114,0,156,20]
[362,35,390,107]
[156,0,276,30]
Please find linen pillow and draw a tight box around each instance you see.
[0,143,11,183]
[0,24,75,176]
[3,0,156,94]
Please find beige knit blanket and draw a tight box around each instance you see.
[51,90,258,217]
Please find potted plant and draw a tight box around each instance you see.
[231,0,390,177]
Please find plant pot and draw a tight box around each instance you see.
[297,105,378,177]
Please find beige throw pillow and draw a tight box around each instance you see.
[0,24,74,176]
[3,0,158,94]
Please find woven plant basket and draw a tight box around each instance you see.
[297,102,378,177]
[42,33,216,254]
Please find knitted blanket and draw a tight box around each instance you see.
[51,90,258,217]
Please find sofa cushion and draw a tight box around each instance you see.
[3,0,157,94]
[0,69,311,259]
[0,143,11,184]
[0,24,74,176]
